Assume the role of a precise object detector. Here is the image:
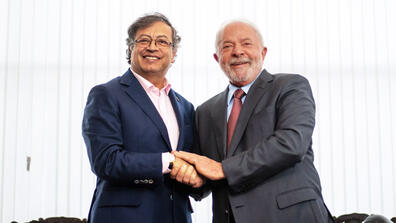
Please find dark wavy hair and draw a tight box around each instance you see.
[126,12,181,64]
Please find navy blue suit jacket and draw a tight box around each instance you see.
[82,69,195,223]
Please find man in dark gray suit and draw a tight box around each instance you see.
[174,20,335,223]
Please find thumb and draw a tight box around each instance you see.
[174,151,196,164]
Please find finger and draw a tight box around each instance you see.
[170,160,182,179]
[174,151,197,165]
[188,169,197,185]
[176,164,188,182]
[183,165,195,185]
[170,167,179,179]
[192,180,201,188]
[192,175,204,188]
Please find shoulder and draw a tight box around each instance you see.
[260,72,312,93]
[268,73,315,105]
[197,90,227,112]
[100,76,123,90]
[85,76,124,109]
[88,76,122,95]
[271,73,310,85]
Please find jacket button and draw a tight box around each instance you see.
[148,179,154,184]
[143,179,149,184]
[134,180,139,184]
[170,194,173,200]
[225,210,229,214]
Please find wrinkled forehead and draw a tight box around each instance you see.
[135,21,173,40]
[216,21,263,49]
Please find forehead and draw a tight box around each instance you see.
[136,21,172,38]
[220,22,259,43]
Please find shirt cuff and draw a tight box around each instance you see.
[162,152,175,174]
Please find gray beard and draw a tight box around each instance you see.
[222,60,262,84]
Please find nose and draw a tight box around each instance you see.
[147,40,158,51]
[232,44,244,57]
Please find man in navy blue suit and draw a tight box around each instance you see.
[82,13,203,223]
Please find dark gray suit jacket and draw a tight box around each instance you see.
[195,70,333,223]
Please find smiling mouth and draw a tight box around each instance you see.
[143,56,160,60]
[230,61,249,67]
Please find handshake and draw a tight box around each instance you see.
[169,151,226,188]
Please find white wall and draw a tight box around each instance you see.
[1,0,395,222]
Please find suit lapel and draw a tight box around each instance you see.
[168,90,184,151]
[120,69,172,150]
[227,70,274,157]
[210,88,229,160]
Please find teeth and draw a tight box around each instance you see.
[145,56,159,60]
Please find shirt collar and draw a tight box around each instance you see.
[227,71,261,104]
[130,68,172,95]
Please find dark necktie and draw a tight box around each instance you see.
[227,89,245,149]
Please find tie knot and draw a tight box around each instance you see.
[234,89,245,100]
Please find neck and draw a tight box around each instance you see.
[142,74,166,89]
[230,79,252,87]
[131,67,167,89]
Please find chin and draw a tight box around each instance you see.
[142,66,161,73]
[229,71,251,83]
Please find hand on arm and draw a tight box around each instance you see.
[173,151,225,181]
[170,157,205,188]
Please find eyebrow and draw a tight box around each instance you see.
[136,34,170,40]
[222,38,253,44]
[222,40,234,45]
[240,38,253,42]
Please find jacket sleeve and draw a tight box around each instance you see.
[82,85,163,185]
[222,75,316,193]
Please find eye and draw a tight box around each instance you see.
[243,42,252,46]
[157,39,170,46]
[137,38,151,44]
[223,44,233,49]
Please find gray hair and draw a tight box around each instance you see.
[126,12,181,64]
[215,19,264,55]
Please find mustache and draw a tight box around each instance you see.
[228,58,251,65]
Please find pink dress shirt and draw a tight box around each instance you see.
[131,69,179,174]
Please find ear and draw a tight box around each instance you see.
[261,47,267,61]
[128,45,134,57]
[213,53,219,63]
[171,48,177,63]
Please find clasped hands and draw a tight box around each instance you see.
[170,151,225,188]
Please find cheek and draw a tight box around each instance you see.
[219,60,227,70]
[131,50,140,62]
[169,54,175,63]
[219,56,228,66]
[250,51,263,61]
[169,51,176,62]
